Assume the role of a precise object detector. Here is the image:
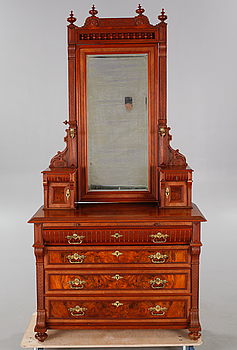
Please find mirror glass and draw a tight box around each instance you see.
[87,54,148,191]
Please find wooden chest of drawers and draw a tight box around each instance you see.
[29,203,205,342]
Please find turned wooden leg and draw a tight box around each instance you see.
[188,330,201,340]
[35,332,48,342]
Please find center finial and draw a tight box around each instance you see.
[89,4,98,17]
[136,4,145,15]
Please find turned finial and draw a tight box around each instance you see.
[67,10,77,25]
[136,4,145,15]
[89,4,98,17]
[158,8,168,22]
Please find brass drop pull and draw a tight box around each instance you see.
[165,187,169,198]
[112,274,123,281]
[160,127,166,137]
[111,233,123,239]
[66,253,85,264]
[70,128,75,138]
[112,250,123,258]
[66,188,70,200]
[68,305,87,317]
[67,278,86,289]
[148,304,168,316]
[149,252,168,264]
[150,232,169,243]
[149,277,168,289]
[112,301,123,307]
[67,233,85,244]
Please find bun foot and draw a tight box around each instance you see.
[188,331,201,340]
[35,332,48,342]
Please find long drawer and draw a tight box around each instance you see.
[46,296,190,324]
[43,227,192,245]
[45,269,190,293]
[45,246,190,268]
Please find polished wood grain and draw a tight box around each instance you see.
[45,270,189,293]
[29,203,206,223]
[42,227,192,245]
[45,246,189,266]
[47,297,189,320]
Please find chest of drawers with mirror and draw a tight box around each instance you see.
[29,5,206,342]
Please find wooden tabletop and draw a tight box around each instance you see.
[29,202,206,224]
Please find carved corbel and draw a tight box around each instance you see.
[49,129,70,168]
[167,129,187,166]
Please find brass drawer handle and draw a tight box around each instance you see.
[112,274,123,281]
[67,233,85,244]
[68,305,87,317]
[66,253,85,264]
[112,250,123,257]
[111,233,123,239]
[149,277,168,289]
[148,304,168,316]
[112,301,123,307]
[149,252,168,264]
[66,188,70,200]
[68,278,86,289]
[150,232,169,243]
[165,187,169,198]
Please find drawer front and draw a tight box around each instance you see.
[46,297,189,321]
[45,246,189,267]
[45,270,190,293]
[43,227,192,245]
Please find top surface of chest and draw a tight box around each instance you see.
[29,202,206,226]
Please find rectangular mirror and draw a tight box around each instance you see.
[87,54,149,191]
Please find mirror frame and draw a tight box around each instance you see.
[77,46,158,202]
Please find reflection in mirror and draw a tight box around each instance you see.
[87,54,148,191]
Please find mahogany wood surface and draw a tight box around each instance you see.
[29,202,206,223]
[45,270,189,293]
[29,5,206,343]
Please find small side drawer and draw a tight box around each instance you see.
[44,246,190,267]
[45,269,190,293]
[46,296,190,323]
[43,227,192,245]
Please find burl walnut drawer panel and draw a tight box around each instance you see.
[45,270,190,293]
[43,227,192,245]
[46,296,190,323]
[45,246,190,267]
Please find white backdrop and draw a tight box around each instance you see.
[0,0,237,349]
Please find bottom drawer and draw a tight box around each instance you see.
[46,296,190,324]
